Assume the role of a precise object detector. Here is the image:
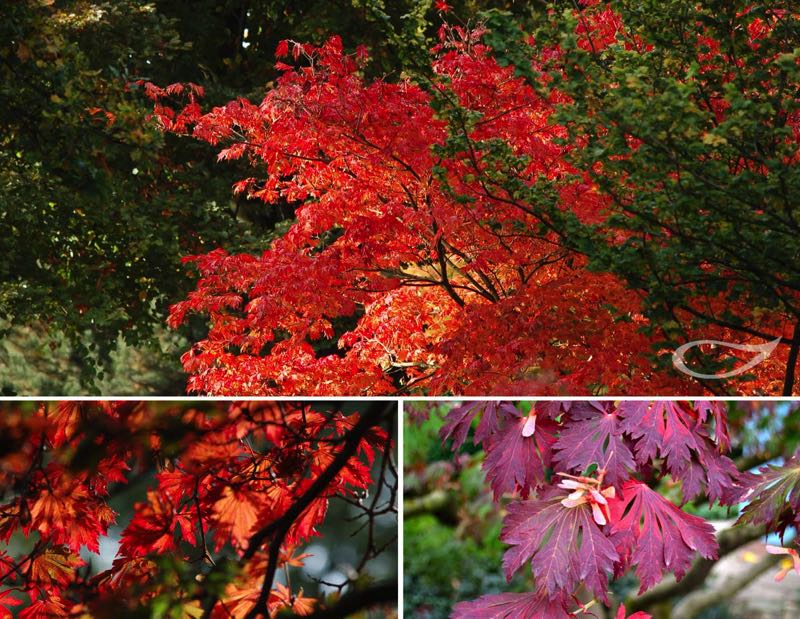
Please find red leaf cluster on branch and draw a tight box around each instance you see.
[0,401,391,618]
[438,400,800,618]
[148,32,665,396]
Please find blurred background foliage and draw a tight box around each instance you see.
[403,401,800,619]
[0,0,534,395]
[403,402,531,618]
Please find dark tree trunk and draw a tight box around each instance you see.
[782,319,800,396]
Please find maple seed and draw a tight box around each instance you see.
[765,545,800,582]
[557,472,615,526]
[521,414,537,438]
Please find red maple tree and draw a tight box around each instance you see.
[142,3,798,396]
[430,400,800,618]
[0,401,396,618]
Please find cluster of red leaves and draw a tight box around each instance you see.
[0,401,388,618]
[142,3,797,397]
[438,400,800,618]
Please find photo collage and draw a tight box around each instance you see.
[2,1,799,618]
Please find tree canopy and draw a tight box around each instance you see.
[1,0,527,393]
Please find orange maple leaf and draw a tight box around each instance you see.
[212,486,260,550]
[29,546,84,591]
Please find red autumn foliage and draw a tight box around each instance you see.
[0,401,394,618]
[143,4,798,397]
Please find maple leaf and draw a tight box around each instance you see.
[49,401,83,447]
[736,453,800,537]
[269,583,315,616]
[609,481,718,592]
[483,411,557,500]
[693,400,730,450]
[675,442,741,505]
[29,546,84,592]
[616,604,652,619]
[434,0,452,13]
[18,597,67,619]
[617,401,737,502]
[451,591,571,619]
[279,545,311,567]
[215,581,261,619]
[500,488,618,602]
[535,401,567,420]
[275,40,290,58]
[553,401,635,488]
[212,486,261,551]
[440,401,519,451]
[119,490,196,557]
[93,556,157,595]
[286,496,329,545]
[617,401,701,468]
[474,402,518,445]
[26,469,113,554]
[156,470,197,503]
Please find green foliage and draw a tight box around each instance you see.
[405,404,457,466]
[478,2,800,388]
[404,514,527,619]
[479,8,538,83]
[0,323,187,395]
[0,1,254,387]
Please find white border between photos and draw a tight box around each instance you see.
[398,398,405,619]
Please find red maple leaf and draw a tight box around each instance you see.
[553,400,636,488]
[0,590,21,619]
[29,546,84,593]
[452,591,571,618]
[618,401,738,502]
[18,598,66,619]
[609,480,718,592]
[617,604,652,619]
[119,490,196,556]
[618,401,702,468]
[500,488,619,602]
[439,401,517,449]
[482,410,557,500]
[211,486,262,551]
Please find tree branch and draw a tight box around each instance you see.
[626,523,767,612]
[671,553,782,619]
[290,581,396,618]
[242,401,394,619]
